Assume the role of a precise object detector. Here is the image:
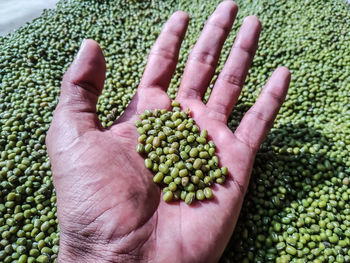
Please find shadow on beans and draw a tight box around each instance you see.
[220,111,348,262]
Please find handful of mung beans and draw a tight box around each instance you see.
[135,101,228,205]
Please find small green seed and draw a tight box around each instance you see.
[196,137,207,144]
[136,144,144,153]
[221,166,228,175]
[144,144,152,153]
[170,167,179,178]
[153,137,161,147]
[208,148,215,156]
[174,177,181,185]
[200,129,208,138]
[187,135,195,143]
[163,191,173,202]
[169,182,177,191]
[191,175,200,184]
[185,183,195,192]
[189,148,199,157]
[137,127,145,135]
[216,176,225,184]
[180,191,187,200]
[203,187,213,199]
[179,169,188,177]
[286,245,297,255]
[208,141,215,148]
[214,168,222,178]
[153,172,164,183]
[180,151,189,160]
[181,177,189,187]
[199,151,209,159]
[138,134,147,142]
[171,100,180,107]
[163,176,173,184]
[193,158,202,169]
[18,255,28,263]
[159,163,169,174]
[195,169,204,179]
[185,192,195,205]
[145,159,153,169]
[196,189,205,200]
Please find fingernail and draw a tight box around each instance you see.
[77,39,87,58]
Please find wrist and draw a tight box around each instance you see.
[58,234,107,263]
[57,232,148,263]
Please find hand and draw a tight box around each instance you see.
[46,1,290,262]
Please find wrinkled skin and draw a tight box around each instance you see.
[46,1,290,262]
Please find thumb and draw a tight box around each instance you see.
[47,40,106,151]
[59,39,106,115]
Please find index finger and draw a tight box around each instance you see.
[139,11,189,91]
[113,11,189,124]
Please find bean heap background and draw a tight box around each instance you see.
[0,0,349,262]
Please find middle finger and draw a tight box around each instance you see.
[206,16,261,120]
[177,0,238,101]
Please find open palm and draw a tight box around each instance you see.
[47,1,290,262]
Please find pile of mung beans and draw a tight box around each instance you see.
[0,0,349,262]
